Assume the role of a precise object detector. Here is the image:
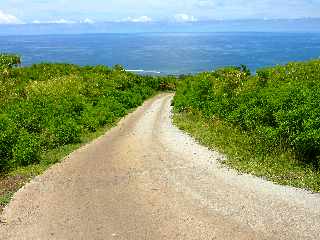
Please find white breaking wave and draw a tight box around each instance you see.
[126,69,161,74]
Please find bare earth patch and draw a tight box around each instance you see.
[0,175,29,214]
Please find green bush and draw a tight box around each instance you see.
[0,115,18,170]
[81,103,115,132]
[0,54,20,75]
[7,101,44,133]
[12,130,41,167]
[46,119,81,147]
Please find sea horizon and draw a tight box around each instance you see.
[1,31,320,75]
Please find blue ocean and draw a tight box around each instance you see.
[1,32,320,75]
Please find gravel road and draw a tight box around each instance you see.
[1,93,320,239]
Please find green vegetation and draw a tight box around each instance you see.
[0,54,176,172]
[173,60,320,191]
[0,54,20,75]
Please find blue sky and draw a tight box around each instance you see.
[1,0,320,24]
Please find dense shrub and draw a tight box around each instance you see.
[0,54,20,75]
[0,55,176,172]
[12,130,41,167]
[46,118,82,147]
[174,60,320,167]
[0,115,17,170]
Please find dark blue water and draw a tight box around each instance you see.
[0,32,320,75]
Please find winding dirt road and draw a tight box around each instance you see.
[1,94,320,239]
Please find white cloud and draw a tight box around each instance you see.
[196,0,216,8]
[174,13,198,22]
[32,19,77,24]
[121,16,153,22]
[81,18,95,24]
[0,10,23,24]
[54,19,76,24]
[32,18,95,24]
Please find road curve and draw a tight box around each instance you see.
[1,93,320,239]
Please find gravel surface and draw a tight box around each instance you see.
[1,93,320,239]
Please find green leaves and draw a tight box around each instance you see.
[12,130,41,167]
[0,54,20,68]
[0,54,21,76]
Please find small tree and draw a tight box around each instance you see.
[239,64,251,76]
[0,54,21,76]
[113,64,125,72]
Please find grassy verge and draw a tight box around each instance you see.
[173,111,320,192]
